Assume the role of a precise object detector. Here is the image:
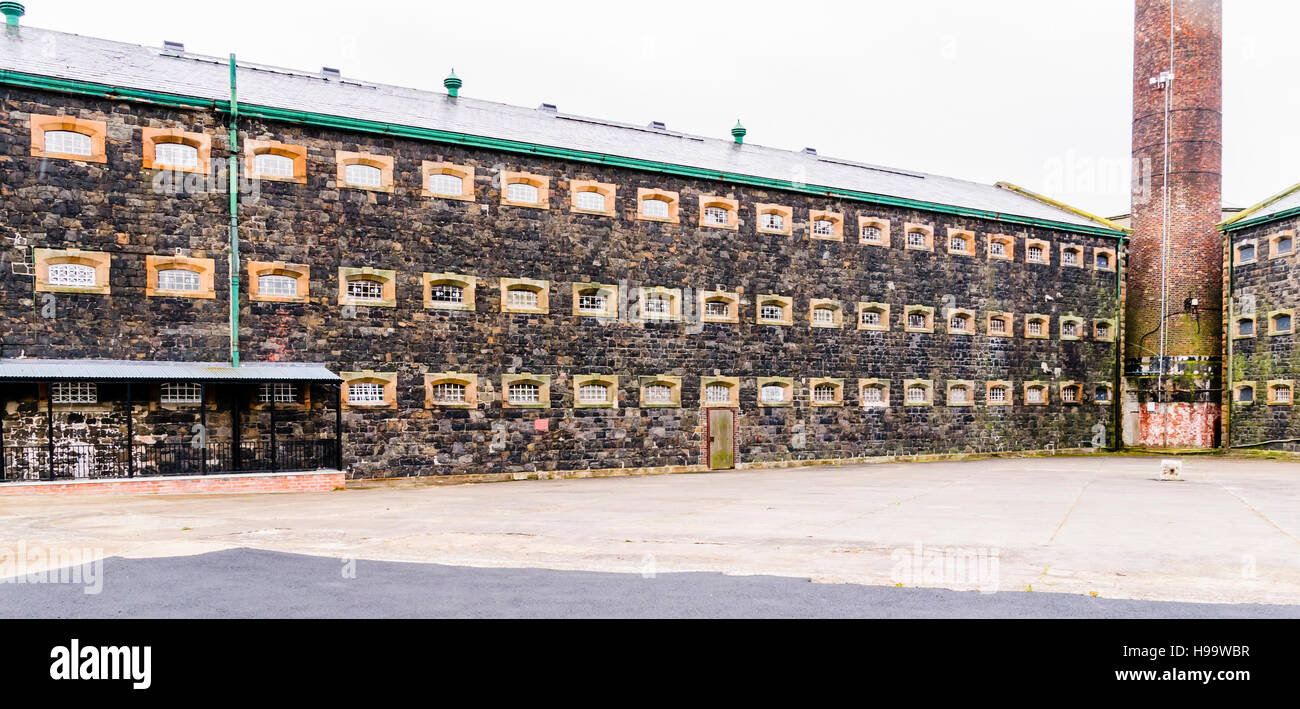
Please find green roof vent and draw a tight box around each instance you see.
[444,69,462,98]
[731,119,747,145]
[1,2,24,27]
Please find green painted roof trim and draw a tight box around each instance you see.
[1,68,1127,240]
[1221,205,1300,233]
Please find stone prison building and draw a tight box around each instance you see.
[0,1,1294,492]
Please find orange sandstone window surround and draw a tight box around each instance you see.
[30,114,108,163]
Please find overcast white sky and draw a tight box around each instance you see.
[25,0,1300,216]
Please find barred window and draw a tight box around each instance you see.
[812,307,835,325]
[1062,386,1079,403]
[705,300,730,318]
[1027,245,1044,263]
[1063,249,1079,265]
[950,235,968,252]
[1063,321,1079,337]
[906,231,927,248]
[253,153,294,178]
[349,382,386,404]
[950,314,970,332]
[344,163,383,188]
[578,383,610,405]
[429,284,465,304]
[988,386,1007,404]
[506,182,540,204]
[1028,319,1044,336]
[48,263,96,287]
[760,304,784,321]
[703,206,730,225]
[259,274,298,297]
[989,240,1006,257]
[949,386,969,404]
[643,384,672,404]
[1026,386,1045,404]
[1096,322,1110,339]
[908,312,928,329]
[577,292,606,313]
[760,213,785,231]
[760,385,786,404]
[160,382,202,404]
[1274,385,1293,403]
[861,386,883,404]
[860,309,882,327]
[428,173,464,196]
[574,191,606,211]
[812,219,835,237]
[157,269,200,292]
[154,142,198,169]
[52,382,97,404]
[906,385,927,403]
[44,130,92,156]
[641,197,670,219]
[346,278,385,302]
[508,383,541,404]
[813,384,837,403]
[644,293,671,316]
[861,225,882,242]
[431,382,466,404]
[705,383,731,404]
[259,383,298,404]
[507,288,539,309]
[990,317,1007,335]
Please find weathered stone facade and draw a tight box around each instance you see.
[0,86,1123,479]
[1226,213,1300,451]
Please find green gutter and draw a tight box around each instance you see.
[227,55,240,367]
[1220,205,1300,233]
[0,67,1128,240]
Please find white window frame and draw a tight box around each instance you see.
[506,182,541,205]
[253,153,295,178]
[52,381,97,404]
[343,163,383,188]
[160,382,202,405]
[44,130,93,157]
[48,263,97,287]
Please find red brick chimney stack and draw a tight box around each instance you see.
[1124,0,1223,448]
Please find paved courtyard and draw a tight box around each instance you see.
[3,455,1300,608]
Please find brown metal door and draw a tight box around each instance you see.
[707,409,734,470]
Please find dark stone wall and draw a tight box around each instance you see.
[0,88,1122,478]
[1226,214,1300,450]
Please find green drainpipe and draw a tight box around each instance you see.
[1225,235,1234,449]
[1113,242,1124,450]
[227,54,240,367]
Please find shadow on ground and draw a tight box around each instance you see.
[3,548,1298,619]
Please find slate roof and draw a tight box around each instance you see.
[0,23,1116,231]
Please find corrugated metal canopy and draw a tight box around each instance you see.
[0,359,341,382]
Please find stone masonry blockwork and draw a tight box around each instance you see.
[0,89,1122,478]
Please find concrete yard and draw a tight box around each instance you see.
[3,455,1300,608]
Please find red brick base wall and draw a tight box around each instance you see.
[1136,402,1220,449]
[0,470,345,496]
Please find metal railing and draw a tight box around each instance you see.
[1,438,338,482]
